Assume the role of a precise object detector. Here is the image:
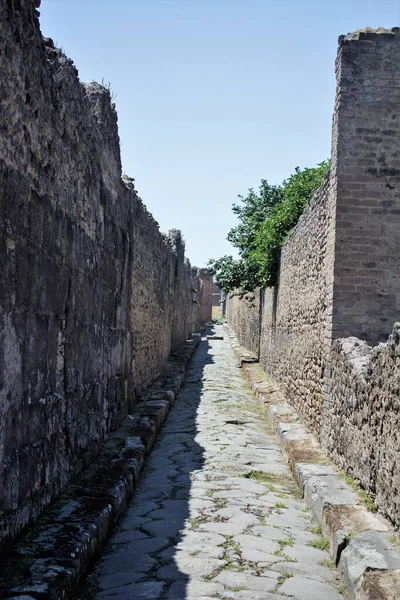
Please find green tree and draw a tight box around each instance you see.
[227,181,284,253]
[208,161,330,292]
[208,180,282,292]
[251,162,330,287]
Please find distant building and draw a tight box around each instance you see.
[212,281,223,319]
[212,281,221,306]
[199,269,213,324]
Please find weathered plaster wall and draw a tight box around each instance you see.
[190,267,202,333]
[199,270,213,324]
[0,0,193,545]
[331,30,400,345]
[325,325,400,527]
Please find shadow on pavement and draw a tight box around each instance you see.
[78,325,216,600]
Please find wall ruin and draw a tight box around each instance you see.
[325,325,400,527]
[227,291,261,358]
[198,269,213,324]
[228,28,400,526]
[0,0,196,545]
[260,174,335,437]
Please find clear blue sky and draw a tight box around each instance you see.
[39,0,399,267]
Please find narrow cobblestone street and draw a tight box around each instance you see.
[83,325,346,600]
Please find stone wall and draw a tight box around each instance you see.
[0,0,194,545]
[227,291,261,358]
[227,29,400,525]
[325,325,400,527]
[228,176,334,436]
[190,267,202,333]
[199,270,213,324]
[212,281,221,307]
[260,175,335,437]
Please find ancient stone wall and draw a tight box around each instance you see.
[227,29,400,524]
[325,325,400,527]
[228,176,335,436]
[212,282,221,307]
[199,270,213,324]
[190,267,202,333]
[260,176,335,436]
[331,30,400,345]
[227,291,261,358]
[0,0,193,545]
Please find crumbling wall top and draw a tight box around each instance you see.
[340,26,400,43]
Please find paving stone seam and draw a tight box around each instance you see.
[0,336,201,600]
[225,324,400,600]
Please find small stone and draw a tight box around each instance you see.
[233,533,280,555]
[214,570,278,592]
[111,529,149,543]
[174,555,224,577]
[278,576,342,599]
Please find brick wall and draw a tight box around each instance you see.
[212,281,222,307]
[191,267,202,333]
[227,291,261,358]
[325,325,400,527]
[229,175,334,438]
[331,30,400,345]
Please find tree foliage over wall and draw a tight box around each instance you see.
[208,161,330,292]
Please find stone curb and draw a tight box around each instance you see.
[0,336,201,600]
[225,324,400,600]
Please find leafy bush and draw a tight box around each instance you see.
[208,161,330,292]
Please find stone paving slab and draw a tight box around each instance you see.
[80,325,346,600]
[279,576,343,600]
